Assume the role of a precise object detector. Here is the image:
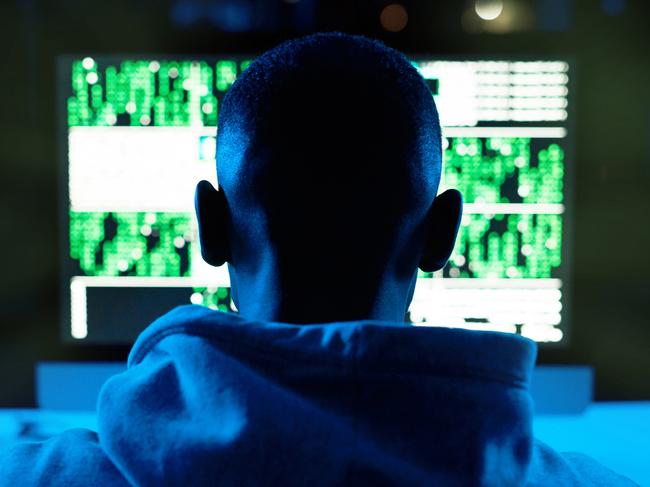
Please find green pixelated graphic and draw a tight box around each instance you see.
[447,214,562,279]
[239,60,253,73]
[418,213,562,280]
[216,60,237,91]
[192,287,232,311]
[68,59,248,127]
[442,138,564,204]
[70,212,193,277]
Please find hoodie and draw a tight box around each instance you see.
[0,305,636,486]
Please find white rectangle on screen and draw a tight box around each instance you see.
[69,126,217,212]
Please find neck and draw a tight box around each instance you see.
[230,268,415,324]
[228,252,417,324]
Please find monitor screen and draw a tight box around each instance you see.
[59,56,572,344]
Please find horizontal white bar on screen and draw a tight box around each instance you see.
[442,126,567,138]
[462,203,565,214]
[414,277,562,289]
[71,272,230,289]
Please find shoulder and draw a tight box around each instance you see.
[127,305,245,366]
[527,439,639,486]
[0,428,129,486]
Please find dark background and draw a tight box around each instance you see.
[0,0,648,406]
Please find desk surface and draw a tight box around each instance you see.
[1,402,648,485]
[533,402,650,485]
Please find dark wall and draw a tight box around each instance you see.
[0,0,648,406]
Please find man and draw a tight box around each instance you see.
[0,33,636,486]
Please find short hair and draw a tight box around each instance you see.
[216,33,441,270]
[217,32,441,204]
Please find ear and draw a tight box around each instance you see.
[195,180,230,267]
[419,189,463,272]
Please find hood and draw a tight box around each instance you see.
[97,305,537,486]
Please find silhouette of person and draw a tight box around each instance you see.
[195,33,462,325]
[0,33,636,486]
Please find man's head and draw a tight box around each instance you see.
[196,33,462,323]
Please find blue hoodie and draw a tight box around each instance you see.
[0,305,637,486]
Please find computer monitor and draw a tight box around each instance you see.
[59,56,573,344]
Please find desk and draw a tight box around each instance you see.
[534,402,650,485]
[0,403,647,485]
